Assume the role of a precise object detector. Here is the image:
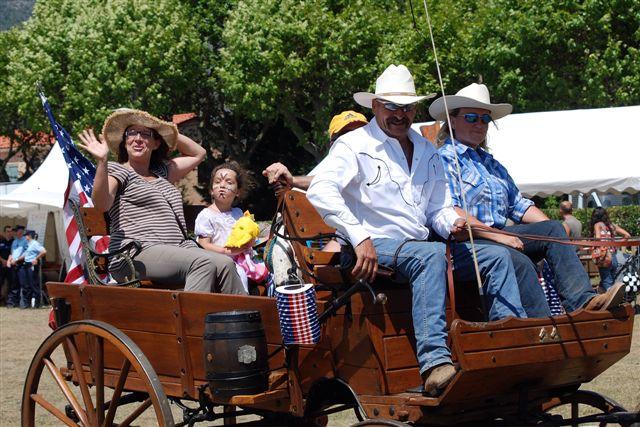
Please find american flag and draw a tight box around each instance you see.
[39,91,109,284]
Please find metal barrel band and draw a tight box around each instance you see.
[203,330,265,340]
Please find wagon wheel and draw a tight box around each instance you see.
[541,389,630,427]
[350,419,412,427]
[22,320,174,426]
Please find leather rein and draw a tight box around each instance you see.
[469,223,640,248]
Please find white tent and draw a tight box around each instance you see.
[416,105,640,197]
[0,143,71,266]
[0,143,69,216]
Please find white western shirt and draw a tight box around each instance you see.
[307,118,459,247]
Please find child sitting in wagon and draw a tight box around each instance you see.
[195,161,274,295]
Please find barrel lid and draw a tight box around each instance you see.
[205,310,262,323]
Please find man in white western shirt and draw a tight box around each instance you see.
[307,64,527,396]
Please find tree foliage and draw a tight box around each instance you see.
[5,0,202,135]
[2,0,639,216]
[464,0,640,111]
[217,0,410,161]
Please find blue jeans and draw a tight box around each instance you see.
[504,220,595,313]
[372,238,526,375]
[476,240,551,317]
[598,254,619,290]
[450,241,527,320]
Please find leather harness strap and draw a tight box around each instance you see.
[469,223,640,248]
[445,237,459,321]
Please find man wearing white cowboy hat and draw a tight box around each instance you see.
[431,83,626,316]
[308,65,528,395]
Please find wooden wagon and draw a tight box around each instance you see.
[22,190,639,426]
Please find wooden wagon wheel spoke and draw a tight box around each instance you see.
[65,336,97,425]
[30,393,79,427]
[42,357,89,425]
[90,336,105,426]
[22,320,174,427]
[103,359,131,427]
[118,398,152,427]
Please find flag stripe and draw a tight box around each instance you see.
[40,93,111,285]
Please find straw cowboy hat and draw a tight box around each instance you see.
[354,64,435,109]
[428,83,512,121]
[102,108,179,153]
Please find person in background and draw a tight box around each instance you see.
[430,82,626,317]
[590,207,631,292]
[263,111,369,255]
[560,201,582,239]
[0,225,14,306]
[263,110,368,190]
[21,230,47,308]
[6,225,28,308]
[78,108,245,294]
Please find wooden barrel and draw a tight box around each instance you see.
[203,310,269,397]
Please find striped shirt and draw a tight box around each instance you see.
[438,138,533,229]
[107,162,196,270]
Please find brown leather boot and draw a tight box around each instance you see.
[423,363,457,396]
[584,282,625,311]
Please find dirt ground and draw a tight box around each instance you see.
[1,306,638,426]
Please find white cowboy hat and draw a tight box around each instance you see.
[353,64,435,109]
[102,108,178,153]
[428,83,513,121]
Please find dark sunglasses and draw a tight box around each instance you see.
[462,113,492,124]
[381,102,417,113]
[125,129,155,139]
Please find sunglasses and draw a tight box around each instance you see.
[125,129,155,139]
[461,113,492,124]
[381,102,417,113]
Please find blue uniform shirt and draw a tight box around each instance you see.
[10,236,28,260]
[23,239,45,263]
[438,138,534,229]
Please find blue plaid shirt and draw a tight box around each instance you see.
[438,138,534,229]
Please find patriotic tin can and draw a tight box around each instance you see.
[275,283,321,345]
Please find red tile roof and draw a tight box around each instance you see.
[1,114,196,151]
[172,113,197,125]
[0,132,55,150]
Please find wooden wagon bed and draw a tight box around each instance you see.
[24,188,637,426]
[43,280,634,426]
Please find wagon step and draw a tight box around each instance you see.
[217,387,289,405]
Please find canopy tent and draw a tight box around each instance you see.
[0,142,71,268]
[416,105,640,197]
[0,142,68,217]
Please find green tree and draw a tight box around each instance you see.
[5,0,203,138]
[217,0,410,162]
[466,0,640,111]
[188,0,274,168]
[0,28,47,181]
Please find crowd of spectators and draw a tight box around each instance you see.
[0,224,46,309]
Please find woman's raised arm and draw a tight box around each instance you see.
[77,129,119,212]
[167,133,206,183]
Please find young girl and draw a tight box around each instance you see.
[195,162,273,294]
